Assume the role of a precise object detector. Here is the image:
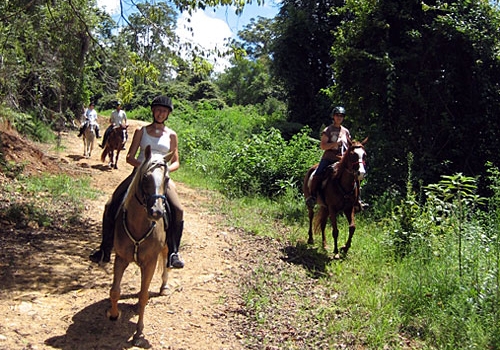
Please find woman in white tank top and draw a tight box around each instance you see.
[90,96,185,269]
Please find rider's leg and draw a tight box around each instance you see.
[95,125,101,138]
[165,181,184,268]
[305,159,332,207]
[355,180,369,212]
[77,121,88,137]
[89,173,134,263]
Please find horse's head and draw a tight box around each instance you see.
[134,146,169,221]
[345,137,367,181]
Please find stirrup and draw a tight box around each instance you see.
[168,253,184,269]
[89,250,110,263]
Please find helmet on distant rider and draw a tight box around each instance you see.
[332,106,346,116]
[151,95,173,112]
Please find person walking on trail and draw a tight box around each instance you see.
[77,102,101,138]
[100,101,128,149]
[305,106,352,208]
[89,95,185,269]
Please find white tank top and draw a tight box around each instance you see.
[136,127,172,163]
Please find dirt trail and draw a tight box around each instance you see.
[0,118,251,349]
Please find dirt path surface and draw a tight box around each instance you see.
[0,118,265,350]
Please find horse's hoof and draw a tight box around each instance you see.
[159,286,169,296]
[340,246,349,255]
[334,253,341,260]
[132,334,149,348]
[106,309,121,321]
[307,238,314,245]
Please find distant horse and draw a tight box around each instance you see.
[107,145,172,347]
[303,138,368,259]
[101,124,128,169]
[83,123,97,158]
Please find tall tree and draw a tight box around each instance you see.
[331,0,500,196]
[271,0,343,129]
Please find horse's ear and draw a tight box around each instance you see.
[145,145,152,161]
[361,137,368,145]
[164,151,173,163]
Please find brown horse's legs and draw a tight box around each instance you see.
[159,246,170,296]
[328,208,340,258]
[133,260,157,345]
[320,208,329,249]
[113,148,121,169]
[340,211,356,255]
[108,255,128,321]
[307,207,315,244]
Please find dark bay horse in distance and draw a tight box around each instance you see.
[101,124,128,169]
[83,123,97,158]
[303,138,368,259]
[107,145,172,347]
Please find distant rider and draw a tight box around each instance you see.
[77,102,101,138]
[100,100,128,149]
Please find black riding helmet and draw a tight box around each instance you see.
[332,106,346,116]
[151,95,173,112]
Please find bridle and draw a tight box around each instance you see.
[335,145,366,198]
[124,160,169,263]
[134,161,169,208]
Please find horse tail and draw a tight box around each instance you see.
[101,147,107,162]
[313,205,328,234]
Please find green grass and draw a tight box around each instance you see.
[0,173,102,228]
[176,161,500,348]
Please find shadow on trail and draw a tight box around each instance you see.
[45,299,145,350]
[280,242,332,279]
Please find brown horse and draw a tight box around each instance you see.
[83,123,96,158]
[303,138,368,259]
[106,145,171,346]
[101,124,128,169]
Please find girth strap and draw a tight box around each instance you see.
[123,210,156,263]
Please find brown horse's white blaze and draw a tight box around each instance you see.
[303,138,368,259]
[353,146,366,181]
[106,145,172,347]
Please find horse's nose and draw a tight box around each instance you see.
[148,201,164,220]
[357,163,366,181]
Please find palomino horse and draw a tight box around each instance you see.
[83,123,97,158]
[303,138,368,259]
[101,124,128,169]
[107,145,172,347]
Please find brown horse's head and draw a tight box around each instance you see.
[127,145,170,221]
[339,137,368,181]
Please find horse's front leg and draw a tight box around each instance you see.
[107,255,128,321]
[132,260,157,347]
[329,208,340,259]
[159,246,170,296]
[114,149,121,169]
[340,209,356,256]
[307,207,315,245]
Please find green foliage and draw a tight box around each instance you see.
[218,127,319,198]
[383,161,499,348]
[0,173,101,229]
[330,0,500,199]
[271,0,340,128]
